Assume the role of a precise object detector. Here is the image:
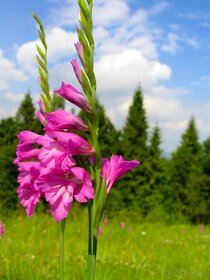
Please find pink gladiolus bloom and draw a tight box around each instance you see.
[104,217,109,225]
[38,99,45,112]
[17,163,42,217]
[0,221,5,236]
[14,131,44,163]
[17,131,40,145]
[46,130,94,156]
[18,183,42,217]
[35,111,46,125]
[17,162,40,188]
[37,167,94,221]
[200,223,204,234]
[39,142,75,172]
[55,82,91,113]
[75,42,84,65]
[71,59,82,84]
[102,155,140,193]
[37,134,52,147]
[120,222,126,229]
[98,227,102,236]
[44,110,88,131]
[15,147,39,163]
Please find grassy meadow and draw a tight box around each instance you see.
[0,208,210,280]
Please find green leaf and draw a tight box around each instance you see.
[36,55,48,74]
[77,27,90,55]
[38,30,47,50]
[36,44,46,62]
[38,66,47,82]
[93,179,107,227]
[78,0,89,20]
[40,78,50,99]
[79,11,94,46]
[40,93,50,112]
[32,13,43,28]
[81,70,92,102]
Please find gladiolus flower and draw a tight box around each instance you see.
[38,141,75,172]
[46,130,94,156]
[36,167,94,221]
[44,110,88,131]
[18,184,42,217]
[104,217,109,225]
[71,59,82,84]
[55,82,91,113]
[17,163,42,217]
[38,99,45,112]
[75,42,84,65]
[98,227,102,236]
[102,155,140,193]
[35,110,45,125]
[0,222,5,236]
[17,162,40,188]
[14,131,41,163]
[120,222,126,229]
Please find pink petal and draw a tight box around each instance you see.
[54,82,91,113]
[102,155,140,192]
[71,59,82,84]
[44,110,88,131]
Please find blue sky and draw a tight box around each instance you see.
[1,0,210,153]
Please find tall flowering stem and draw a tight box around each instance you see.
[59,219,66,280]
[32,13,51,112]
[14,3,140,280]
[32,14,65,280]
[77,0,101,278]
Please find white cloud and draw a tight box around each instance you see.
[93,0,129,26]
[149,1,169,15]
[161,33,180,54]
[95,49,171,94]
[0,107,17,119]
[16,28,77,74]
[48,0,129,28]
[1,0,208,153]
[4,92,25,102]
[185,37,199,49]
[0,49,26,90]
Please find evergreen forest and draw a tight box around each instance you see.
[1,88,210,224]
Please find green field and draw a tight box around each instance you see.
[0,209,210,280]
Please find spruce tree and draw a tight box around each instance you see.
[121,87,148,160]
[79,98,121,211]
[0,117,19,212]
[145,126,165,217]
[202,137,210,175]
[80,98,120,157]
[51,92,65,111]
[16,92,42,133]
[96,99,120,158]
[120,87,149,212]
[197,137,210,223]
[170,117,202,221]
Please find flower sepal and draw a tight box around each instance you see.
[93,178,107,229]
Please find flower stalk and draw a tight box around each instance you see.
[14,3,140,280]
[59,219,66,280]
[33,14,67,280]
[76,1,103,278]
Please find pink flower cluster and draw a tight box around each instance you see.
[0,221,5,236]
[14,43,139,222]
[14,114,94,222]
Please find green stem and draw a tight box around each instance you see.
[59,219,66,280]
[87,202,98,280]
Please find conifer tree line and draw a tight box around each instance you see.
[0,88,210,223]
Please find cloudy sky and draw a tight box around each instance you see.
[1,0,210,153]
